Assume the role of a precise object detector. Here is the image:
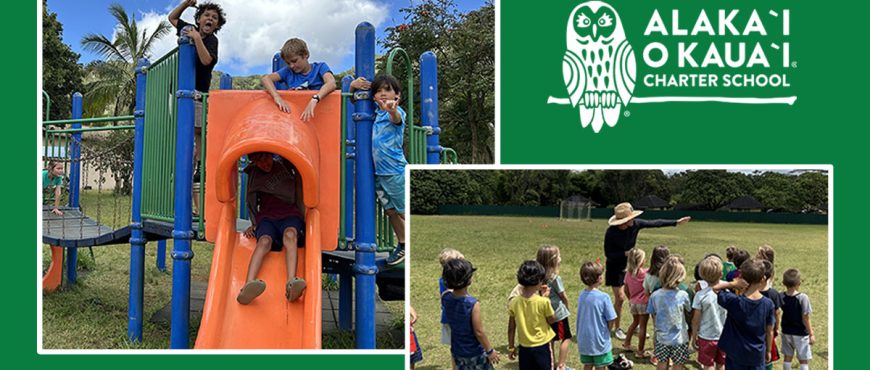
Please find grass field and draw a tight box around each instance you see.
[410,215,829,370]
[41,191,403,349]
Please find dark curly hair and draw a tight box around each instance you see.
[371,75,402,97]
[443,258,476,290]
[516,260,545,287]
[195,2,227,34]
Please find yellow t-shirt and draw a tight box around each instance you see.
[509,293,556,347]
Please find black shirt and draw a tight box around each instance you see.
[781,292,812,336]
[603,218,678,265]
[175,19,218,92]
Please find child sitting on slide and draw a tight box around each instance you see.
[236,152,307,305]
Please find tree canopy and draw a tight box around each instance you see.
[42,0,84,120]
[410,170,828,214]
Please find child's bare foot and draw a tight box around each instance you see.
[635,350,652,358]
[622,342,633,351]
[237,280,266,305]
[286,277,307,301]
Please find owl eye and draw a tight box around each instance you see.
[576,13,592,28]
[598,13,613,27]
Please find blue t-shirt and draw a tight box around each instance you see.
[717,290,776,366]
[647,288,691,346]
[442,292,485,358]
[576,289,616,356]
[372,106,407,176]
[276,62,332,90]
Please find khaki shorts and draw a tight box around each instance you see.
[630,303,648,315]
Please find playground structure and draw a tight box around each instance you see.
[41,22,455,349]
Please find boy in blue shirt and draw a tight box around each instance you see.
[713,259,776,370]
[261,38,337,121]
[350,75,408,265]
[576,261,618,370]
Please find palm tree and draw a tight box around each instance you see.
[81,3,172,118]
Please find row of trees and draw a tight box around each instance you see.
[410,170,829,214]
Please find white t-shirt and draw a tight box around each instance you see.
[692,284,728,340]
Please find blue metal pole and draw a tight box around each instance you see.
[170,33,197,349]
[352,22,378,349]
[420,51,442,164]
[156,239,167,272]
[340,75,355,331]
[128,58,150,342]
[66,92,82,285]
[219,73,233,90]
[69,92,82,207]
[272,52,288,90]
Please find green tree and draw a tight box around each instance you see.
[595,170,670,207]
[680,170,753,210]
[42,0,84,120]
[753,172,802,212]
[80,3,172,117]
[796,171,828,211]
[381,0,495,163]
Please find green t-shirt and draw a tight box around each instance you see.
[722,261,737,281]
[43,170,62,189]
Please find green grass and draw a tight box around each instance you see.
[410,215,829,370]
[42,190,403,349]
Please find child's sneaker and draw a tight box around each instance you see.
[386,244,405,266]
[286,277,307,302]
[237,280,266,305]
[614,328,627,340]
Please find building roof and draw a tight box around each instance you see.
[725,195,765,210]
[634,195,670,209]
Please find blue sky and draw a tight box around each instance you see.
[47,0,488,76]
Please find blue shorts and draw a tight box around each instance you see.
[375,173,405,213]
[725,356,765,370]
[518,343,552,370]
[255,215,305,251]
[410,330,423,364]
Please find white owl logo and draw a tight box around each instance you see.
[563,1,636,133]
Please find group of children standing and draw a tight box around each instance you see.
[416,243,816,370]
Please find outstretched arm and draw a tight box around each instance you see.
[168,0,196,28]
[636,216,691,229]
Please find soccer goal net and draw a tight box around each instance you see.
[560,197,592,222]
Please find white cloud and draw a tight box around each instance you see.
[133,0,389,75]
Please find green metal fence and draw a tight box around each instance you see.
[141,48,179,223]
[140,47,208,235]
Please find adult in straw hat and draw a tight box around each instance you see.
[604,202,691,340]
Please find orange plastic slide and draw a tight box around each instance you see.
[194,91,339,349]
[43,246,63,292]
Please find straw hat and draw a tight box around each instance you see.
[608,202,643,226]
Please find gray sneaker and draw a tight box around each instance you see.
[386,244,405,266]
[614,328,627,340]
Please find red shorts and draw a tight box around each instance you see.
[697,338,726,366]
